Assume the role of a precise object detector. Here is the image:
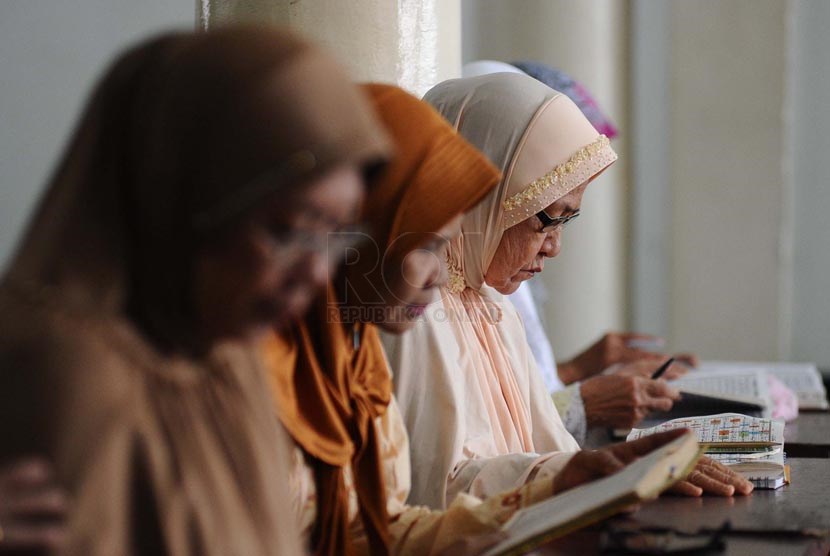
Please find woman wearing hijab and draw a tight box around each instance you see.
[469,62,799,437]
[462,60,693,446]
[264,83,501,556]
[0,27,389,555]
[263,84,700,556]
[383,73,754,509]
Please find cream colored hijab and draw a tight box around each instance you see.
[383,73,616,508]
[425,72,616,293]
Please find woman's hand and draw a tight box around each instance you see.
[0,458,68,554]
[559,333,664,383]
[552,430,689,494]
[558,332,700,384]
[581,374,680,429]
[668,456,754,497]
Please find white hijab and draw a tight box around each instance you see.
[383,73,616,508]
[461,59,526,79]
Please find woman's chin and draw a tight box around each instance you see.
[377,319,418,335]
[493,275,532,295]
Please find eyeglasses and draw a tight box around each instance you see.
[266,224,370,263]
[536,209,580,233]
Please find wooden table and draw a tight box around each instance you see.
[785,411,830,457]
[534,458,830,555]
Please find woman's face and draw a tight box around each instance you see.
[344,214,463,334]
[191,164,364,344]
[484,182,589,295]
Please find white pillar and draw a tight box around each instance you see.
[200,0,460,96]
[791,0,830,368]
[462,0,629,360]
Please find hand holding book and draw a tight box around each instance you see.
[482,431,704,556]
[553,429,690,494]
[554,429,753,498]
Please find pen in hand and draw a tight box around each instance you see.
[650,357,676,380]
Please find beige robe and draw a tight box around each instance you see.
[0,291,304,555]
[382,293,578,510]
[288,396,561,555]
[0,26,390,556]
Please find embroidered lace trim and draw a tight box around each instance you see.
[501,135,616,229]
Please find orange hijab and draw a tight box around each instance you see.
[265,84,500,556]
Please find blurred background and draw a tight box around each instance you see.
[2,0,828,368]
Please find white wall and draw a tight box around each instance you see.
[667,0,791,360]
[462,0,629,360]
[631,0,830,368]
[630,1,672,338]
[0,0,193,271]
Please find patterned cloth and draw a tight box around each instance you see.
[511,61,618,139]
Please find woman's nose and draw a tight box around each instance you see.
[540,231,561,258]
[307,250,331,289]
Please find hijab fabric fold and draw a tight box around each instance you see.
[266,84,500,556]
[266,307,392,556]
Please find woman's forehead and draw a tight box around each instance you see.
[542,182,589,214]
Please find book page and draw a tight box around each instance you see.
[669,369,771,409]
[699,361,828,410]
[707,449,784,472]
[627,413,784,445]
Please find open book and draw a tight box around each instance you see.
[698,361,828,410]
[666,368,772,418]
[482,432,701,556]
[612,369,772,438]
[628,413,787,489]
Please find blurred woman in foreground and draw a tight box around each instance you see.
[0,27,389,555]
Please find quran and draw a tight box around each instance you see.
[697,361,829,410]
[666,368,771,418]
[483,432,701,556]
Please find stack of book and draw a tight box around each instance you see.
[627,413,787,490]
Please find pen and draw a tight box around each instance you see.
[651,357,676,380]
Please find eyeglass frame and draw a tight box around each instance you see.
[265,224,371,264]
[535,209,580,233]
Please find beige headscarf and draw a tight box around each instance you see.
[0,27,389,555]
[383,73,616,508]
[426,73,617,294]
